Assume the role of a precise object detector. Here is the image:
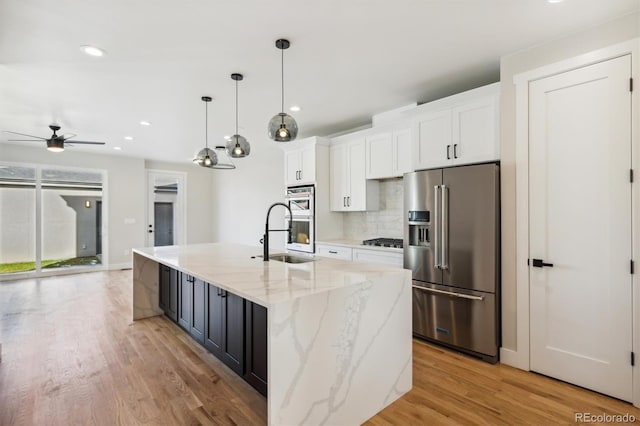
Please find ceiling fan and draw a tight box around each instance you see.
[4,124,106,152]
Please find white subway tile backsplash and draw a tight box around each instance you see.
[344,178,403,240]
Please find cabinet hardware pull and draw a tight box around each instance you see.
[347,196,351,207]
[343,196,346,207]
[299,170,302,180]
[329,250,338,254]
[412,285,484,301]
[453,144,458,159]
[446,145,451,160]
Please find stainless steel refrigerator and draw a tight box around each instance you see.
[404,163,500,363]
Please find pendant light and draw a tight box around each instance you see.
[212,145,236,169]
[268,39,298,142]
[225,73,250,158]
[193,96,218,168]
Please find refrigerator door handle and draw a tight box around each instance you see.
[441,184,449,270]
[412,285,484,301]
[433,185,441,269]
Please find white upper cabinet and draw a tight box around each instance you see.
[284,139,320,186]
[330,137,379,212]
[365,127,412,179]
[413,83,499,170]
[451,95,498,165]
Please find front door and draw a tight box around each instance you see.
[529,55,633,401]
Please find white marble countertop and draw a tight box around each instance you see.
[316,239,404,254]
[133,243,407,308]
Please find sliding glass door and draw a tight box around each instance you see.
[0,166,37,274]
[0,164,105,277]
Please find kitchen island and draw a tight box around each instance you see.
[132,243,412,426]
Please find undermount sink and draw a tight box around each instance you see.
[268,253,314,264]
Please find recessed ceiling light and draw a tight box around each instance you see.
[124,136,133,141]
[224,135,231,140]
[139,121,151,126]
[113,146,122,150]
[289,105,301,112]
[80,45,105,57]
[547,0,563,3]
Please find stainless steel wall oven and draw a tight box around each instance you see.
[285,185,315,253]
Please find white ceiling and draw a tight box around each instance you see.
[1,0,639,162]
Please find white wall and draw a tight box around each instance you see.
[209,133,286,250]
[499,12,640,350]
[145,160,215,244]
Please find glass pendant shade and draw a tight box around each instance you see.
[268,112,298,142]
[193,147,218,168]
[194,96,218,168]
[226,73,250,159]
[268,39,298,142]
[212,146,235,169]
[225,134,250,158]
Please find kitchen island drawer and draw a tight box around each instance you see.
[316,244,353,260]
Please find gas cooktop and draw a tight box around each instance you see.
[362,238,404,249]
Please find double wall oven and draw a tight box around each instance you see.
[285,185,315,253]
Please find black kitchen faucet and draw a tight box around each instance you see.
[262,202,293,261]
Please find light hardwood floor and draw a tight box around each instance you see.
[1,270,638,425]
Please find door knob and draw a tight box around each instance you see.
[531,258,554,268]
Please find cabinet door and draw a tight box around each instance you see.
[168,268,178,322]
[366,132,393,179]
[346,139,366,210]
[452,95,498,165]
[393,128,413,176]
[160,265,178,323]
[415,109,452,169]
[177,273,191,331]
[190,277,205,344]
[222,291,245,375]
[158,264,169,312]
[330,144,348,211]
[205,284,223,357]
[284,150,300,185]
[244,302,268,397]
[299,145,316,184]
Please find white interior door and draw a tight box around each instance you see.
[146,171,186,247]
[529,55,633,401]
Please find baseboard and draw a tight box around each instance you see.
[108,262,132,270]
[499,347,528,370]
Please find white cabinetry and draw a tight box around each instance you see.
[365,127,412,179]
[316,244,353,261]
[352,247,403,268]
[285,144,316,186]
[316,242,403,268]
[330,138,379,212]
[413,83,499,170]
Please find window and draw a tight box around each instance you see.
[0,164,105,276]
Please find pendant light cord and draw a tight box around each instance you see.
[205,100,208,149]
[235,79,239,136]
[281,45,285,113]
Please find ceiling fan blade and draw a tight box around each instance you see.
[7,139,46,142]
[62,133,77,140]
[3,130,47,140]
[65,140,106,145]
